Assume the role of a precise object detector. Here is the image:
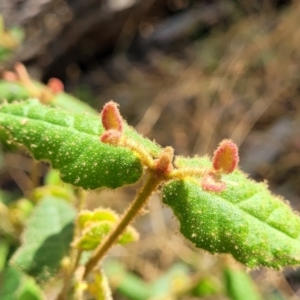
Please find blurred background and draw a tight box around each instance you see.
[1,0,300,299]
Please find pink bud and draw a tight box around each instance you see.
[2,71,18,81]
[212,139,239,174]
[101,101,123,132]
[201,172,226,192]
[47,78,64,93]
[100,130,122,145]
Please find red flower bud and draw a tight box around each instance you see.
[2,71,18,81]
[212,139,239,174]
[101,101,123,132]
[47,78,64,93]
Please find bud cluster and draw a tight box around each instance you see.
[99,102,239,188]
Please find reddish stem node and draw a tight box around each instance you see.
[154,147,174,175]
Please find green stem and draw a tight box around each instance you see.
[83,172,162,279]
[56,250,83,300]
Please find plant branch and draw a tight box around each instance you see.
[83,171,162,279]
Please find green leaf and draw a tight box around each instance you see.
[104,260,151,300]
[0,25,24,63]
[0,99,160,189]
[150,263,190,298]
[18,275,44,300]
[0,266,21,300]
[0,81,30,102]
[52,92,97,115]
[32,185,75,203]
[224,268,262,300]
[0,239,9,272]
[0,201,15,236]
[118,227,139,246]
[75,209,139,250]
[162,156,300,268]
[191,277,218,297]
[0,80,96,115]
[44,169,62,186]
[8,198,34,229]
[0,266,44,300]
[78,209,118,229]
[0,48,11,62]
[75,222,112,250]
[86,268,113,300]
[11,196,76,281]
[0,189,19,206]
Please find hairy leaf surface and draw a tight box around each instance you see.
[11,196,76,280]
[163,156,300,268]
[0,100,160,189]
